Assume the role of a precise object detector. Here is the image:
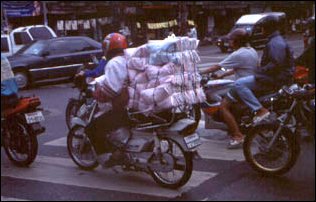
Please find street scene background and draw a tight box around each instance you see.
[1,1,315,201]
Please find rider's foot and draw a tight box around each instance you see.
[227,137,244,149]
[253,108,270,125]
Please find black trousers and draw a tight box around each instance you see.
[85,109,129,155]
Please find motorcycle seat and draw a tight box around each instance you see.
[158,118,197,136]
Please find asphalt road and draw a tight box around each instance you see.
[1,34,314,201]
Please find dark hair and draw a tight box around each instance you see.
[261,15,279,34]
[227,28,249,47]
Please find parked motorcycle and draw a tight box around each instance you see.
[1,96,45,166]
[243,84,315,175]
[67,81,201,189]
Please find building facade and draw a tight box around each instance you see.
[1,1,315,43]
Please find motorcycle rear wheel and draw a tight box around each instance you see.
[67,125,99,170]
[243,125,300,175]
[149,137,193,189]
[3,118,38,167]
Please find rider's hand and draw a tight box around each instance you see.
[75,71,85,77]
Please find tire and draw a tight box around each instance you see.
[65,99,83,130]
[67,125,98,170]
[3,117,38,167]
[149,137,193,189]
[243,125,300,176]
[15,71,29,89]
[188,104,201,132]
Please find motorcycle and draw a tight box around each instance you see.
[1,96,45,166]
[199,74,290,134]
[67,81,201,189]
[65,56,99,130]
[243,84,315,175]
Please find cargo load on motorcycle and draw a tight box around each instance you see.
[124,36,206,116]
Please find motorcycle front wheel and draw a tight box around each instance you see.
[3,117,38,167]
[243,125,300,175]
[65,99,82,130]
[149,137,193,189]
[67,125,98,170]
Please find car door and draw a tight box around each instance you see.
[42,39,82,80]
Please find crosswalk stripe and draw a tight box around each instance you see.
[198,138,245,161]
[1,196,29,201]
[44,137,67,147]
[1,155,217,198]
[43,136,245,161]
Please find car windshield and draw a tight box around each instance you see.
[16,40,47,56]
[29,27,55,40]
[233,24,254,34]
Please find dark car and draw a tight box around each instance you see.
[8,36,103,89]
[216,12,286,53]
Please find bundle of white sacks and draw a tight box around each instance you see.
[124,37,206,115]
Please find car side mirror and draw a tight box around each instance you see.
[41,50,49,57]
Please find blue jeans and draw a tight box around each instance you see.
[232,75,265,112]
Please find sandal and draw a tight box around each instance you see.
[227,138,244,149]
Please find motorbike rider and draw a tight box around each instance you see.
[296,17,315,84]
[85,33,130,168]
[1,55,19,113]
[231,15,294,124]
[200,28,259,149]
[75,56,108,79]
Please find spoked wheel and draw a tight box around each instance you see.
[3,119,38,167]
[67,125,98,170]
[243,125,300,175]
[149,137,193,189]
[65,99,83,130]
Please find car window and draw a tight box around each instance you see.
[49,40,71,55]
[1,37,9,52]
[29,27,54,40]
[48,39,97,55]
[13,32,32,45]
[68,39,98,52]
[21,41,47,56]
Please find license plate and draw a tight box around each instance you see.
[184,133,201,149]
[25,111,45,124]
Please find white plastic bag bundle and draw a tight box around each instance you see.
[124,37,205,114]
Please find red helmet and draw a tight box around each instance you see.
[102,33,127,54]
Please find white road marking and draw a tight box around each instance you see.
[1,155,217,199]
[1,196,29,201]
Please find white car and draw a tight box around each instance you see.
[1,34,13,57]
[1,25,57,57]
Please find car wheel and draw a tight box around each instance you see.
[15,72,29,89]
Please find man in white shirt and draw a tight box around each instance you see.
[85,33,130,167]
